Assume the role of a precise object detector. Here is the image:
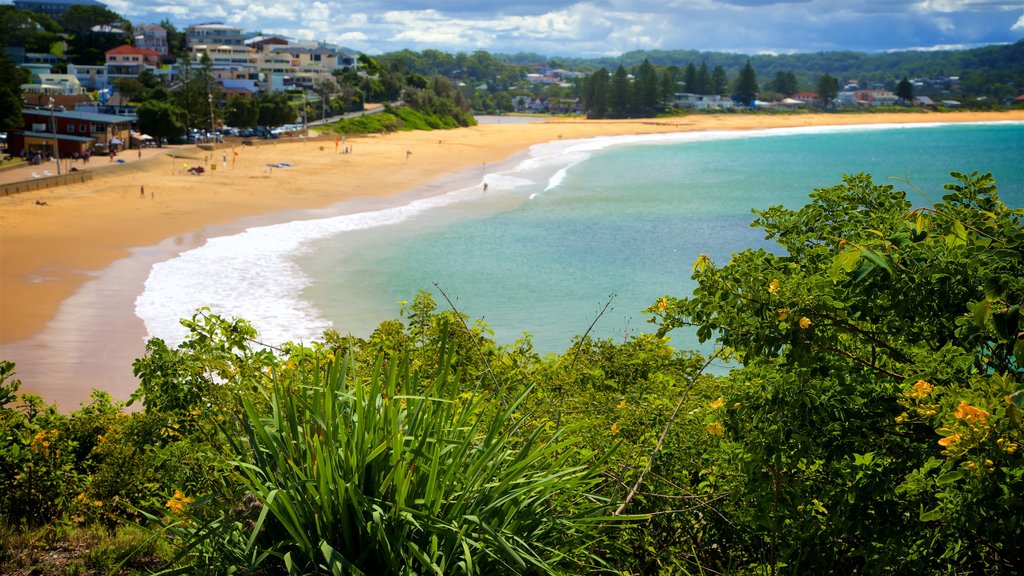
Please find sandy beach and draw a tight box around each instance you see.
[1,110,1021,409]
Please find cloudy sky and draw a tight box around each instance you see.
[98,0,1023,56]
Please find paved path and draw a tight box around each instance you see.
[0,145,179,186]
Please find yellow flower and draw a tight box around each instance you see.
[657,297,668,312]
[768,279,780,294]
[777,307,790,321]
[615,399,627,410]
[953,401,989,424]
[910,379,933,399]
[799,317,812,329]
[706,422,725,436]
[610,423,620,435]
[938,433,961,447]
[708,397,725,410]
[894,412,909,424]
[166,490,195,516]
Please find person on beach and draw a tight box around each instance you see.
[139,185,144,199]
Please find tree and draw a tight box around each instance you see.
[896,77,914,104]
[633,58,659,116]
[159,19,186,57]
[816,73,839,109]
[585,67,609,119]
[693,62,710,95]
[660,66,680,109]
[136,99,186,145]
[771,71,799,96]
[57,5,130,65]
[0,51,29,132]
[256,92,295,127]
[113,77,146,102]
[733,60,758,107]
[711,65,729,96]
[682,63,696,94]
[224,96,258,129]
[609,65,631,118]
[650,171,1023,572]
[0,6,61,54]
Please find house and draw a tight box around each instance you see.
[21,73,86,95]
[67,63,109,90]
[12,0,106,19]
[134,24,169,57]
[5,107,134,158]
[105,45,162,74]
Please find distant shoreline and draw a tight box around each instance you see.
[1,110,1021,409]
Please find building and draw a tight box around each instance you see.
[134,23,169,57]
[21,73,86,95]
[6,107,134,158]
[105,44,162,74]
[186,23,245,49]
[673,93,735,110]
[12,0,106,19]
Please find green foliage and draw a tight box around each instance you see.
[148,324,624,575]
[650,171,1023,572]
[136,99,186,144]
[0,51,29,132]
[733,60,759,107]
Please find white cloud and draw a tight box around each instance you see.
[1012,14,1024,31]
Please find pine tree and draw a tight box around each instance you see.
[733,60,759,107]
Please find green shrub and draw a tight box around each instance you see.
[149,323,630,574]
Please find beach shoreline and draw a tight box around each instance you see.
[2,110,1021,409]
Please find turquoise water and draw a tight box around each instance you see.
[292,123,1023,355]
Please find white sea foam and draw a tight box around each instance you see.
[135,121,1020,346]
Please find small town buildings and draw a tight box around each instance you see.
[6,107,134,158]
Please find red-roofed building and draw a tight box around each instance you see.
[105,45,162,75]
[791,92,818,103]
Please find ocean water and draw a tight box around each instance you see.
[136,122,1024,355]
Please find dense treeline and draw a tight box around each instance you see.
[2,171,1020,574]
[558,41,1024,98]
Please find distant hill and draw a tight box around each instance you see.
[500,41,1024,92]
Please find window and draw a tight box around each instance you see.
[67,124,75,133]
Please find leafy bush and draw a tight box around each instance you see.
[148,322,629,574]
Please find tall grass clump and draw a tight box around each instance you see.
[153,327,624,575]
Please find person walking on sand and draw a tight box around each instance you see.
[139,185,144,199]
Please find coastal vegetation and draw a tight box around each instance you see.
[2,171,1021,574]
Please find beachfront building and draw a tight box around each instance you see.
[6,107,134,158]
[186,23,245,49]
[12,0,106,19]
[673,93,735,110]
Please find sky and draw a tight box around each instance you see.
[76,0,1024,56]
